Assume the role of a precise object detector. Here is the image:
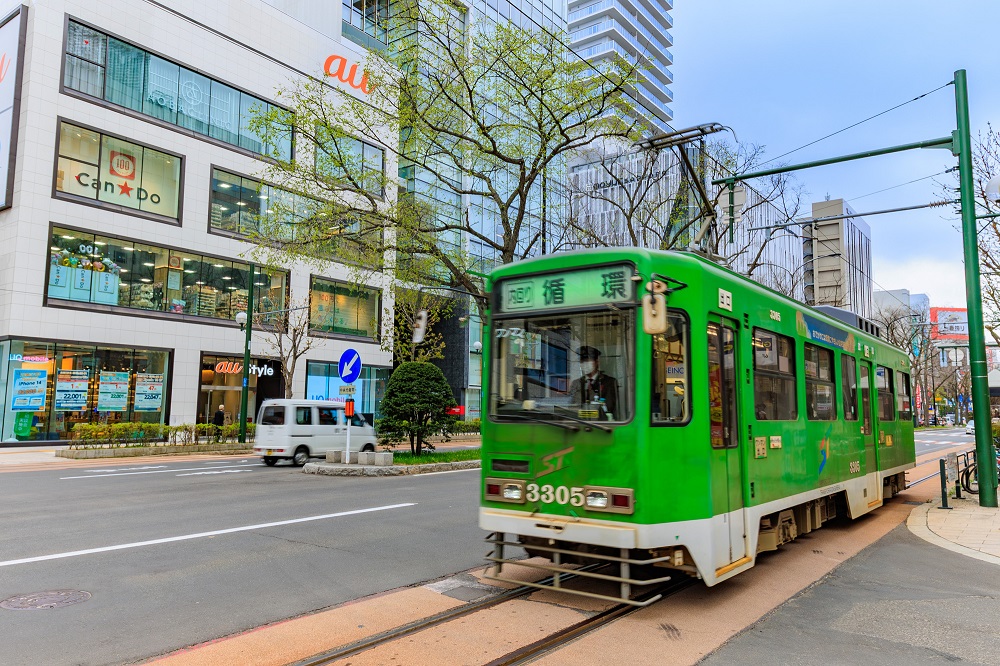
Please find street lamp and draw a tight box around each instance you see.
[234,264,255,444]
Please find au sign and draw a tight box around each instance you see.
[324,54,373,95]
[215,361,274,377]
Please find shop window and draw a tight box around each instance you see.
[62,20,291,160]
[753,328,797,421]
[804,343,835,421]
[55,121,181,220]
[315,131,384,196]
[210,167,320,241]
[47,226,288,323]
[309,276,380,338]
[1,340,168,442]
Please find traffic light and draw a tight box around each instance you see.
[412,309,428,344]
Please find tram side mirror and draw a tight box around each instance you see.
[412,309,428,344]
[642,280,668,335]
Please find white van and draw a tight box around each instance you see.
[252,399,378,466]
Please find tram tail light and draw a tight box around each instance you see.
[583,486,634,515]
[612,494,631,509]
[485,478,525,504]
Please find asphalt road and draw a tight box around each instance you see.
[914,427,975,457]
[1,458,484,666]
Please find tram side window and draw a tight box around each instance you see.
[876,366,895,421]
[841,356,859,421]
[753,328,797,421]
[897,372,913,421]
[804,343,835,420]
[651,312,690,425]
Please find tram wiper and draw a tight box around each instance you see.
[544,411,613,433]
[501,412,579,432]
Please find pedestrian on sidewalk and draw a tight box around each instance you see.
[212,405,226,442]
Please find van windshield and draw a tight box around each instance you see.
[260,406,285,425]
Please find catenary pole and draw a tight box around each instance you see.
[954,69,998,506]
[239,264,255,445]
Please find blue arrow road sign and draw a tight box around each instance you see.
[339,348,363,384]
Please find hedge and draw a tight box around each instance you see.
[68,422,256,449]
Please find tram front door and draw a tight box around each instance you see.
[708,318,746,567]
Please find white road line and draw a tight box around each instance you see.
[85,466,168,473]
[60,464,260,480]
[0,503,416,568]
[175,469,253,476]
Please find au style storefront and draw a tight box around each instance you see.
[197,353,283,426]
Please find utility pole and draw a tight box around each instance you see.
[955,70,998,505]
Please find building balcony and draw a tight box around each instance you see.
[568,0,674,58]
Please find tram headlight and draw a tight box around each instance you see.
[585,490,609,508]
[582,486,634,514]
[502,483,523,500]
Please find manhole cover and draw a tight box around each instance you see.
[1,590,91,610]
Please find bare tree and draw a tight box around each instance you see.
[255,300,322,399]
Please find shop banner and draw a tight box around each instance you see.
[97,371,129,412]
[10,368,47,411]
[134,373,164,412]
[55,369,89,411]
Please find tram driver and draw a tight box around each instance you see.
[569,346,619,419]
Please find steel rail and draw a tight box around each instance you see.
[484,578,696,666]
[290,567,602,666]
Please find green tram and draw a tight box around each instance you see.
[480,248,915,603]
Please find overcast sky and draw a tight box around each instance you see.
[670,1,1000,308]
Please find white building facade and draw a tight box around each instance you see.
[0,1,395,443]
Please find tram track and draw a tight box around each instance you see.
[292,567,693,666]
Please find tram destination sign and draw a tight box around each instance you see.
[498,264,634,313]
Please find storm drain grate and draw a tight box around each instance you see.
[1,590,91,610]
[903,500,925,505]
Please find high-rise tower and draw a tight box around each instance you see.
[567,0,674,132]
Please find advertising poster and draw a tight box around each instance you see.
[97,371,129,411]
[10,368,47,410]
[55,369,89,411]
[134,373,164,412]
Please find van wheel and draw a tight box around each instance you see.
[293,446,310,466]
[262,457,277,467]
[362,444,375,452]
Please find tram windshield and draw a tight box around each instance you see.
[488,311,633,423]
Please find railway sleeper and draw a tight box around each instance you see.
[757,494,840,553]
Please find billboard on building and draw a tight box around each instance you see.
[930,307,968,342]
[0,5,25,210]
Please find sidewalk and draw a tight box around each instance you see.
[907,492,1000,565]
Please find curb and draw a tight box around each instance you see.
[906,498,1000,566]
[303,460,480,476]
[57,445,252,459]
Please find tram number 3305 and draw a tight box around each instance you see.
[849,460,861,474]
[526,483,584,506]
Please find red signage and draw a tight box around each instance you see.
[446,406,465,416]
[324,54,373,95]
[109,151,136,180]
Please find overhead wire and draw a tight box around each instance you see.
[758,82,954,168]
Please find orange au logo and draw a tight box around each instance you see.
[215,361,243,374]
[0,53,10,84]
[324,54,373,95]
